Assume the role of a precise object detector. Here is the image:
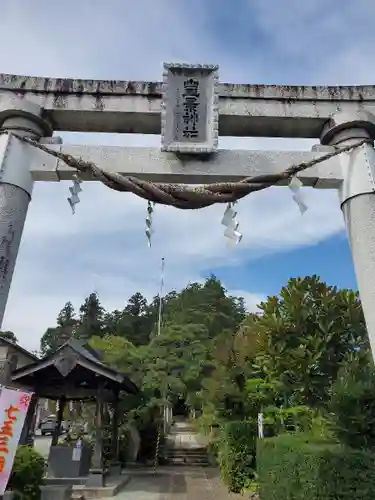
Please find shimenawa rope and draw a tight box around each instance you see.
[0,130,369,210]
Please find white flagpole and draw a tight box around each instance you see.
[157,257,165,337]
[155,258,167,432]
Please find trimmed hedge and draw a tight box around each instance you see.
[218,420,257,493]
[329,358,375,450]
[257,434,375,500]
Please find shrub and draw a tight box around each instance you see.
[7,445,45,500]
[218,420,257,493]
[207,436,219,458]
[329,357,375,449]
[257,434,375,500]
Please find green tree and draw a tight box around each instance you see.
[111,292,154,346]
[37,274,365,446]
[0,330,17,343]
[329,351,375,449]
[86,277,248,428]
[57,301,76,328]
[76,292,105,340]
[162,276,245,339]
[102,309,122,335]
[143,323,214,407]
[40,301,78,356]
[197,312,265,425]
[90,334,145,385]
[125,292,147,316]
[251,276,369,407]
[198,276,369,431]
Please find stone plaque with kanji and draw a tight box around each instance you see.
[161,63,219,154]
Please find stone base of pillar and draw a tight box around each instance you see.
[108,462,121,476]
[86,469,105,487]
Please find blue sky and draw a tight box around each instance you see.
[0,0,372,350]
[214,234,356,298]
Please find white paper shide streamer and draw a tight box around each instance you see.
[67,174,83,215]
[289,176,308,214]
[145,201,155,247]
[258,412,264,439]
[221,202,242,245]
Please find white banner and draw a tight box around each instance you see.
[0,387,33,495]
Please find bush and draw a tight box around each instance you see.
[218,420,257,493]
[257,434,375,500]
[329,357,375,449]
[7,445,45,500]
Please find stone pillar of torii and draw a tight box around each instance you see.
[0,63,375,356]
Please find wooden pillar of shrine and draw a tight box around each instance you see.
[86,384,105,487]
[51,396,66,446]
[108,391,121,476]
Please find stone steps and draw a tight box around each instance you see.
[161,459,210,466]
[162,451,209,459]
[169,425,195,433]
[160,446,210,467]
[160,420,210,467]
[161,447,207,454]
[160,456,210,466]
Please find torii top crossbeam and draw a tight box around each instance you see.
[1,73,375,137]
[1,65,375,372]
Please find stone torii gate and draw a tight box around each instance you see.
[0,64,375,357]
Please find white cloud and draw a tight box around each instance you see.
[0,0,370,351]
[227,290,266,313]
[248,0,375,85]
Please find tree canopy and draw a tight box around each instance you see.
[0,330,18,343]
[36,274,370,431]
